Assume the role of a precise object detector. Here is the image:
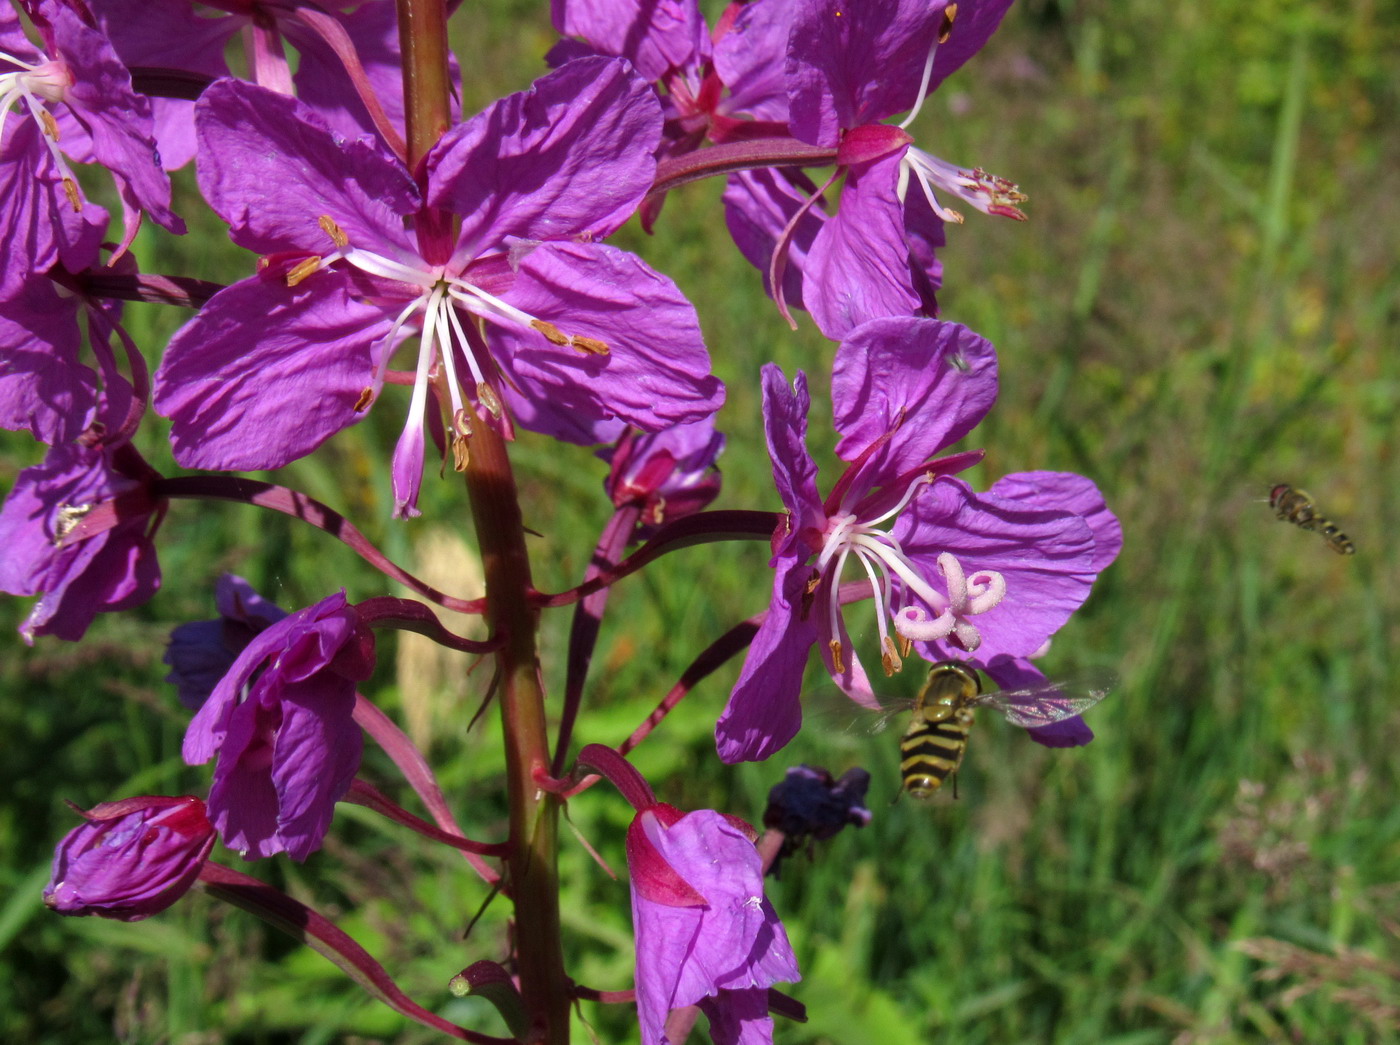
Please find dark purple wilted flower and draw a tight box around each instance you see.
[182,591,374,861]
[0,0,183,256]
[601,418,725,536]
[761,764,871,877]
[725,0,1022,338]
[628,803,799,1045]
[165,573,288,711]
[44,794,215,921]
[716,316,1112,763]
[154,59,722,517]
[0,439,162,643]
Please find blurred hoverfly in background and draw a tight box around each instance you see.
[1269,484,1356,555]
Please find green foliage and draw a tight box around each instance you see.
[3,0,1399,1041]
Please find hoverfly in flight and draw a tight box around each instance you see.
[1268,484,1355,555]
[892,661,1115,799]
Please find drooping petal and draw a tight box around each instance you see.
[716,557,818,763]
[990,471,1123,574]
[193,78,420,258]
[430,57,662,255]
[153,270,394,471]
[803,153,921,340]
[551,0,708,82]
[270,674,363,861]
[786,0,952,145]
[489,240,723,442]
[895,477,1097,661]
[831,317,997,479]
[204,694,282,859]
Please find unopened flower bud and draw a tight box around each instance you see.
[44,796,215,921]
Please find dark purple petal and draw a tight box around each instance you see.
[153,270,393,471]
[716,557,817,764]
[270,675,362,861]
[697,988,775,1045]
[490,240,723,442]
[551,0,708,82]
[714,0,793,121]
[44,796,215,921]
[786,0,953,145]
[804,154,921,340]
[193,78,419,257]
[989,471,1123,574]
[831,317,997,480]
[205,695,283,859]
[430,58,662,254]
[895,477,1097,662]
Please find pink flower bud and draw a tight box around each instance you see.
[44,795,215,921]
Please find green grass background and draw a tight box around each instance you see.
[2,0,1398,1040]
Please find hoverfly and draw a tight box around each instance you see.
[1268,484,1355,555]
[891,661,1115,799]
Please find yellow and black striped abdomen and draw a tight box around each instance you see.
[900,708,976,799]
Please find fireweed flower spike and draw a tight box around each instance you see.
[0,0,183,256]
[182,591,376,861]
[44,795,216,921]
[716,316,1106,763]
[726,0,1023,338]
[154,58,722,517]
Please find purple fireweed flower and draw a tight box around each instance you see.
[44,794,215,921]
[629,802,799,1045]
[165,573,288,712]
[182,590,374,861]
[726,0,1021,338]
[153,59,722,517]
[0,438,162,643]
[0,0,183,255]
[715,316,1106,763]
[601,418,725,535]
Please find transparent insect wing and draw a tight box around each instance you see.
[970,671,1118,729]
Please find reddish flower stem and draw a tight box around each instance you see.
[394,0,567,1038]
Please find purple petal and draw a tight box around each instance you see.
[37,0,183,234]
[787,0,953,145]
[153,270,393,471]
[193,78,419,257]
[895,477,1097,661]
[0,276,96,443]
[759,365,825,541]
[697,989,776,1045]
[804,154,921,340]
[714,0,794,121]
[990,471,1123,573]
[205,696,283,859]
[716,557,818,764]
[831,317,997,478]
[430,58,662,254]
[551,0,708,82]
[926,0,1017,94]
[490,240,723,442]
[270,676,362,861]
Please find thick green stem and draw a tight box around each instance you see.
[393,0,567,1040]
